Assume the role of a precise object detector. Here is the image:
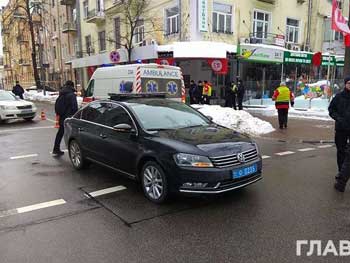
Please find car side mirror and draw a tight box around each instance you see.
[206,116,213,121]
[113,123,136,133]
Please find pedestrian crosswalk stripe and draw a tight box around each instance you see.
[87,186,127,198]
[10,154,38,160]
[317,145,333,149]
[275,151,295,156]
[298,148,316,152]
[262,155,271,159]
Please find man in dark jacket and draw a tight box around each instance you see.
[197,80,204,104]
[189,80,198,104]
[12,81,25,99]
[225,81,235,108]
[237,79,245,110]
[329,76,350,191]
[52,80,78,156]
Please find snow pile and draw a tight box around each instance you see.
[246,105,332,121]
[24,90,83,106]
[192,104,275,136]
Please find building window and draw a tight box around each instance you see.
[253,10,270,39]
[165,6,179,35]
[83,1,88,18]
[286,18,299,43]
[334,31,344,41]
[134,19,145,45]
[212,2,232,34]
[97,0,104,12]
[85,35,92,55]
[114,17,121,49]
[52,0,55,7]
[53,46,57,59]
[53,18,56,32]
[98,31,106,51]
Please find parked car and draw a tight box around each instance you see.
[64,94,262,203]
[0,90,37,123]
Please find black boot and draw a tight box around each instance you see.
[52,149,64,156]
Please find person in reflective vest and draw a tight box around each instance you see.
[272,82,295,129]
[202,80,212,105]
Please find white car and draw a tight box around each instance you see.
[0,90,37,123]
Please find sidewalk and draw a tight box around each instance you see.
[250,112,335,143]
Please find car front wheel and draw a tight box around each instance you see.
[69,140,88,170]
[141,161,169,204]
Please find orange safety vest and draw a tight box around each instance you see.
[203,84,212,96]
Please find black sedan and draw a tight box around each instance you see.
[64,96,262,203]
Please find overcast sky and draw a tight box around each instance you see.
[0,0,10,56]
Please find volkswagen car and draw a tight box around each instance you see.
[64,95,262,203]
[0,90,37,123]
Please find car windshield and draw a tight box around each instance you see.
[127,99,210,131]
[0,92,16,101]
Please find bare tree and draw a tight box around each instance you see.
[2,0,41,89]
[108,0,162,63]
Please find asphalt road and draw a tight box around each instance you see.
[0,103,348,263]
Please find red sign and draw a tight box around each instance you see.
[332,0,350,34]
[207,58,228,75]
[312,52,322,67]
[155,58,175,66]
[110,51,120,63]
[87,66,97,78]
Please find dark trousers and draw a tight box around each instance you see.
[225,97,233,108]
[232,95,237,110]
[237,95,243,110]
[337,145,350,184]
[53,120,65,151]
[335,131,350,172]
[203,95,210,105]
[277,109,289,128]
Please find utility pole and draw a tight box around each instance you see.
[344,2,350,76]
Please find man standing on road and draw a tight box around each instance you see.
[52,81,78,156]
[237,79,245,110]
[12,81,25,99]
[272,82,295,129]
[329,76,350,191]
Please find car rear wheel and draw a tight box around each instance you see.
[69,140,88,170]
[141,161,168,204]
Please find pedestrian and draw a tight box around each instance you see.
[328,76,350,180]
[197,80,204,104]
[12,81,25,99]
[224,81,234,108]
[272,81,295,129]
[237,79,245,110]
[189,80,198,104]
[52,80,78,156]
[202,80,212,105]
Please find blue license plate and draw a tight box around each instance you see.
[232,163,258,179]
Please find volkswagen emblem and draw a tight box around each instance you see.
[237,152,246,163]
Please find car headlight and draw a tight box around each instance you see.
[0,105,5,110]
[0,105,17,110]
[174,153,213,168]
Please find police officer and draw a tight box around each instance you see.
[202,80,212,105]
[272,82,295,129]
[329,76,350,191]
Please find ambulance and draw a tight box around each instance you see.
[83,63,185,103]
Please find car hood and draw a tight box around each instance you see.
[0,100,35,107]
[150,125,255,156]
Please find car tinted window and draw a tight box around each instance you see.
[81,102,108,124]
[102,104,134,127]
[127,99,210,130]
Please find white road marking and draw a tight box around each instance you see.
[0,199,66,218]
[87,186,127,198]
[275,151,295,156]
[10,154,38,160]
[262,155,271,159]
[298,148,316,152]
[0,126,53,133]
[46,118,56,123]
[317,144,333,149]
[49,149,68,154]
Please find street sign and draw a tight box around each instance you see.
[110,51,120,63]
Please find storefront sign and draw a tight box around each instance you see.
[284,51,312,64]
[155,58,176,66]
[239,44,283,63]
[198,0,208,32]
[322,55,336,66]
[336,56,344,67]
[207,58,228,74]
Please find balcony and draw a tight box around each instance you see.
[13,11,26,19]
[257,0,276,4]
[3,47,9,53]
[62,22,77,33]
[17,36,30,43]
[1,28,9,35]
[4,64,12,70]
[85,9,105,23]
[248,33,285,47]
[60,0,76,5]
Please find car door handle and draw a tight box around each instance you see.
[99,133,107,139]
[78,127,85,132]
